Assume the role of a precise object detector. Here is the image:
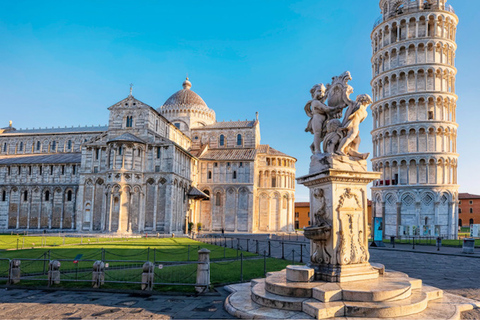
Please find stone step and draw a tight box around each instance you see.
[331,278,412,302]
[304,290,429,319]
[265,270,320,298]
[265,269,419,303]
[251,280,314,311]
[225,282,315,319]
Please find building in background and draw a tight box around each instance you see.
[0,78,296,234]
[370,0,459,239]
[458,193,480,228]
[294,202,310,229]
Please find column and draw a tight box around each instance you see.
[101,192,107,231]
[90,184,95,231]
[60,189,65,229]
[396,202,402,237]
[152,183,158,231]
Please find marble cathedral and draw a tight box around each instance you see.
[0,78,296,234]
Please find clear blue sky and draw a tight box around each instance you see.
[0,0,478,201]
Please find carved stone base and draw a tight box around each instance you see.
[309,153,368,174]
[297,168,382,284]
[311,262,379,283]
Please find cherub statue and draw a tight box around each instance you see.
[304,84,341,154]
[336,94,373,159]
[322,119,343,154]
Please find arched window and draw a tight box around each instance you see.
[118,146,123,155]
[237,134,242,146]
[458,219,462,227]
[2,190,6,202]
[19,142,23,152]
[67,140,72,150]
[67,190,72,201]
[45,190,50,201]
[470,218,474,226]
[51,141,56,152]
[23,190,28,202]
[3,143,7,152]
[36,141,41,151]
[126,116,133,128]
[208,171,212,179]
[216,192,222,206]
[233,171,237,179]
[219,135,225,146]
[424,217,428,225]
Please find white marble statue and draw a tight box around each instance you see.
[305,72,372,161]
[304,84,341,154]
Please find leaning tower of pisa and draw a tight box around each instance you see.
[370,0,459,239]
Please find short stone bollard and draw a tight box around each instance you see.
[48,260,61,285]
[92,260,105,288]
[195,248,210,293]
[141,261,155,291]
[8,259,21,284]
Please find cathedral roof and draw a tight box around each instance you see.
[0,153,81,165]
[197,148,257,161]
[160,78,211,113]
[0,125,108,136]
[257,144,294,158]
[193,120,257,130]
[108,133,146,144]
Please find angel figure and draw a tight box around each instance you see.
[304,84,341,154]
[336,94,373,158]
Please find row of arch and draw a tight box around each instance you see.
[372,68,456,102]
[372,126,457,157]
[373,12,457,53]
[265,157,295,168]
[1,186,78,230]
[372,187,455,204]
[373,41,456,76]
[1,136,90,155]
[372,157,458,186]
[160,107,216,122]
[371,96,456,128]
[196,186,253,232]
[258,170,295,189]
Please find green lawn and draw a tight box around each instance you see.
[0,237,290,292]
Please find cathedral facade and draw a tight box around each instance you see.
[0,79,296,234]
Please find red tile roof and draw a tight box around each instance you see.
[459,193,480,200]
[295,202,310,207]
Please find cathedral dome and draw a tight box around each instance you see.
[158,78,216,132]
[160,78,211,113]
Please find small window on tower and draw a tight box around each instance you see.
[428,111,434,120]
[72,165,76,175]
[45,191,50,201]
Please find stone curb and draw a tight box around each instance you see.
[370,247,480,258]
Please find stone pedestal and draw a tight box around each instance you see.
[297,168,381,283]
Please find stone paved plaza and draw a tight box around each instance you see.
[0,245,479,319]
